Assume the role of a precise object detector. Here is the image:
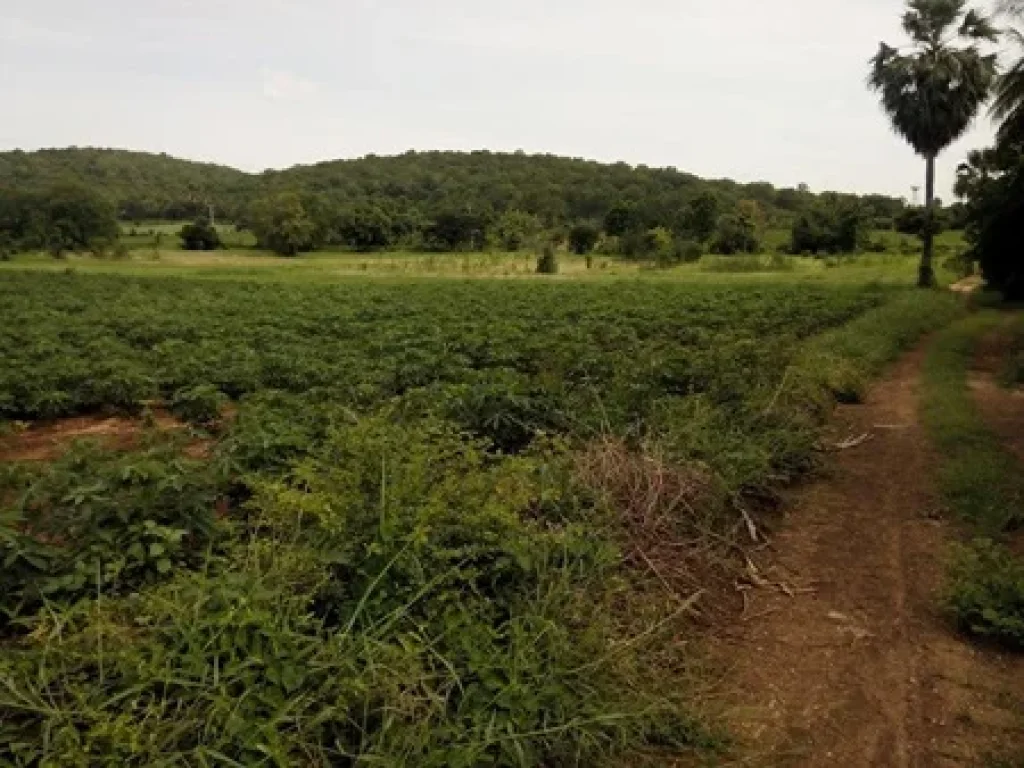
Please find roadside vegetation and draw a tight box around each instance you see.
[1003,316,1024,387]
[921,312,1024,650]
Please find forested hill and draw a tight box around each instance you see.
[0,147,905,225]
[0,148,254,220]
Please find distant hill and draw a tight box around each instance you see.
[0,147,905,225]
[0,148,255,220]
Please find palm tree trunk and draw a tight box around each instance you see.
[919,154,937,288]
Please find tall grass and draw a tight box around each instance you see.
[922,313,1024,534]
[921,312,1024,650]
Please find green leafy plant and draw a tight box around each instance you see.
[945,539,1024,649]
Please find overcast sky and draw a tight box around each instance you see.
[0,0,1006,199]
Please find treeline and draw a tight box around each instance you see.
[237,187,963,259]
[1,147,909,226]
[1,147,971,260]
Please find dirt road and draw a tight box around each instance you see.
[719,343,1024,767]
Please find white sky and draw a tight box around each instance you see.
[0,0,1006,199]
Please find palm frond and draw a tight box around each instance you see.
[992,55,1024,144]
[960,8,1000,40]
[870,1,999,157]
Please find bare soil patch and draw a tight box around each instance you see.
[0,411,210,462]
[716,344,1024,766]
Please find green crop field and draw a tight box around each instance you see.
[0,268,965,765]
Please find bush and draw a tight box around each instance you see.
[643,226,673,259]
[536,244,559,274]
[0,417,709,765]
[945,539,1024,650]
[674,239,704,264]
[423,210,488,252]
[335,204,394,251]
[790,194,868,255]
[179,219,222,251]
[169,384,227,426]
[711,212,760,255]
[895,206,947,237]
[942,250,975,280]
[568,222,600,255]
[959,145,1024,300]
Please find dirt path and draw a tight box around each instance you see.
[718,343,1024,767]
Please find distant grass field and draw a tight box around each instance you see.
[120,221,257,250]
[1,229,970,287]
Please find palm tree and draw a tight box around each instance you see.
[992,0,1024,146]
[869,0,998,287]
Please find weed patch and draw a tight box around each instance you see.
[922,313,1024,534]
[922,312,1024,651]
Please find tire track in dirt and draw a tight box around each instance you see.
[717,343,1024,767]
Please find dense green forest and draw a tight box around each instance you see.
[0,147,907,227]
[0,149,252,221]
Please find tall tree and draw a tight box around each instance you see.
[992,0,1024,147]
[868,0,998,287]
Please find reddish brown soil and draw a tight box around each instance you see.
[717,344,1024,767]
[0,412,210,462]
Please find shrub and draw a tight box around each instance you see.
[0,417,710,765]
[959,145,1024,300]
[895,206,947,237]
[644,226,674,260]
[179,218,222,251]
[679,239,704,264]
[942,250,975,280]
[568,222,600,255]
[423,210,488,252]
[790,194,868,255]
[1003,323,1024,387]
[654,236,702,268]
[711,212,760,255]
[945,539,1024,650]
[170,384,227,426]
[495,209,542,252]
[536,244,559,274]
